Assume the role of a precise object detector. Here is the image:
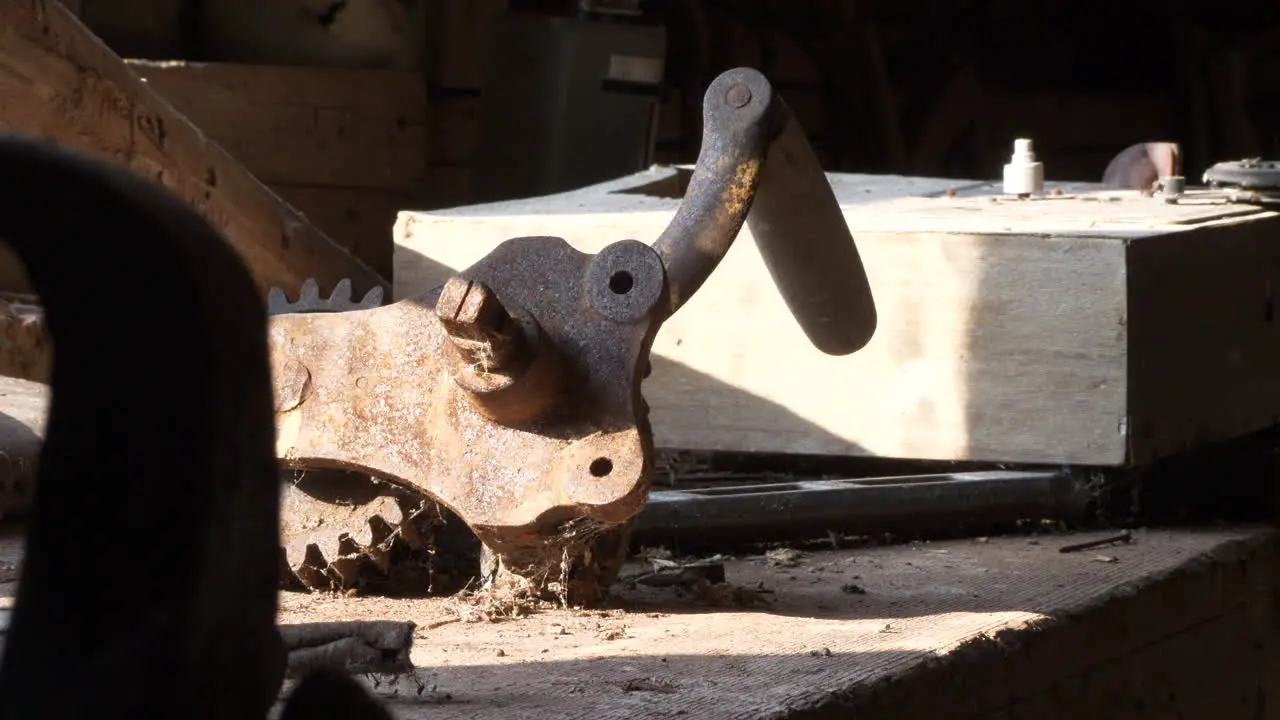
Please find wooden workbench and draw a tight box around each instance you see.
[264,526,1272,719]
[0,526,1271,717]
[394,169,1280,467]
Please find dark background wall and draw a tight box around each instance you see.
[74,0,1280,206]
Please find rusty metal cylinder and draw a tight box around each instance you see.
[435,276,564,425]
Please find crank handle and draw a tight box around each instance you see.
[651,67,877,356]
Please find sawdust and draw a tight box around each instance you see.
[765,547,805,568]
[449,576,556,623]
[481,517,632,608]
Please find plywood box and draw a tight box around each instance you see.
[394,167,1280,466]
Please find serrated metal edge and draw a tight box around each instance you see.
[279,480,445,593]
[267,278,385,316]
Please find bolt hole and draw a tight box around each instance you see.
[608,271,633,295]
[589,457,613,477]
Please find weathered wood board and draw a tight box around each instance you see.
[293,527,1280,719]
[0,527,1270,718]
[395,168,1280,466]
[127,60,427,280]
[0,0,387,299]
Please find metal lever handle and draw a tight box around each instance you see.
[650,67,877,356]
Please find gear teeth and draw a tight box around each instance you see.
[330,278,353,306]
[266,286,290,315]
[299,278,321,306]
[266,278,385,316]
[278,472,480,595]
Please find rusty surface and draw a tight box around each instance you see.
[1102,142,1182,191]
[270,236,667,602]
[267,68,878,605]
[651,70,876,355]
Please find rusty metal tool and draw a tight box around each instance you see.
[0,134,388,718]
[266,66,878,604]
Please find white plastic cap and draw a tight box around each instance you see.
[1003,137,1045,196]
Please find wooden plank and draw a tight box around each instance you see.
[128,60,428,190]
[428,95,480,166]
[78,0,184,58]
[1126,219,1280,465]
[656,87,684,145]
[394,167,1280,465]
[269,185,417,282]
[196,0,425,69]
[264,527,1276,719]
[0,0,387,299]
[428,0,508,91]
[422,165,474,209]
[134,60,426,116]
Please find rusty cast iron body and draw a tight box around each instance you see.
[0,135,388,718]
[267,67,878,598]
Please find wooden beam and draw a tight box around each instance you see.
[0,0,388,299]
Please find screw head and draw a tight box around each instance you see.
[436,276,505,332]
[435,275,524,374]
[725,84,752,109]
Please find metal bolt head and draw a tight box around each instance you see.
[435,275,522,373]
[436,276,506,333]
[725,84,752,109]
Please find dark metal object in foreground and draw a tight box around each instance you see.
[0,135,387,718]
[632,469,1093,553]
[267,66,877,604]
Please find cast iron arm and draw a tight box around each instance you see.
[652,67,876,355]
[267,67,877,596]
